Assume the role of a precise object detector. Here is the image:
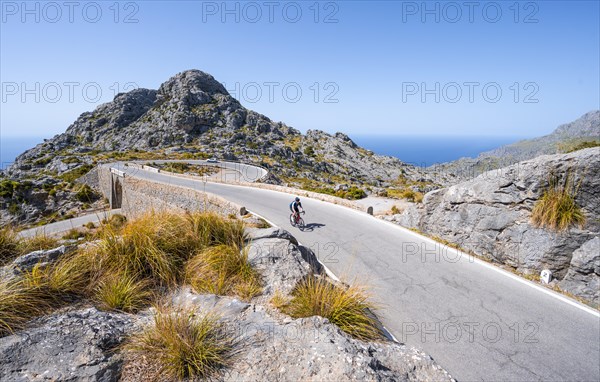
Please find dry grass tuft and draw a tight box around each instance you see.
[270,290,290,309]
[94,272,152,313]
[18,233,60,255]
[282,276,383,341]
[126,306,234,380]
[0,279,52,336]
[185,245,262,301]
[0,227,20,266]
[531,174,586,231]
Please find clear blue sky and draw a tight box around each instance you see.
[1,0,598,138]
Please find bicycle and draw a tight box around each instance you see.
[289,211,305,230]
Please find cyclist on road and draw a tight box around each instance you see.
[289,197,304,223]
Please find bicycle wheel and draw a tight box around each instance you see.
[289,214,296,226]
[297,218,305,230]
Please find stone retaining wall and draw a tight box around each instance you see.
[144,165,367,212]
[97,165,243,219]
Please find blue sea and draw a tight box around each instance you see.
[1,135,522,170]
[0,136,46,170]
[351,135,522,167]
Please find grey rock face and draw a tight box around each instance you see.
[0,308,135,382]
[246,227,299,246]
[126,291,453,382]
[246,227,324,296]
[559,237,600,304]
[394,148,600,304]
[0,245,75,281]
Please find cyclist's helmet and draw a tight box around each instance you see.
[295,197,300,202]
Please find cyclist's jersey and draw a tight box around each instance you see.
[290,200,302,212]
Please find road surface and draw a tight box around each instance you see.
[32,162,600,381]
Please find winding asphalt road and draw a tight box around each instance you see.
[29,162,600,381]
[112,163,600,382]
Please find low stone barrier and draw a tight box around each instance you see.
[142,165,367,213]
[97,165,244,219]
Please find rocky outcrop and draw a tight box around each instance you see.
[0,308,135,382]
[391,148,600,305]
[0,227,453,382]
[0,245,75,281]
[559,237,600,303]
[121,290,453,382]
[246,227,323,297]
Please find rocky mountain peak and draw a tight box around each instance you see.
[157,69,229,102]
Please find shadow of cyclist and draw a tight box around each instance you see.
[300,222,326,232]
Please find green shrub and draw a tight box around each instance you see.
[75,184,98,203]
[304,146,315,156]
[0,180,19,198]
[7,203,21,216]
[33,157,52,166]
[59,164,93,183]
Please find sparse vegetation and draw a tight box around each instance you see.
[386,188,424,203]
[531,174,586,231]
[0,227,20,265]
[0,279,52,336]
[301,183,367,200]
[280,276,382,341]
[125,306,234,380]
[560,140,600,153]
[59,164,94,183]
[151,162,219,177]
[75,184,98,203]
[18,233,60,254]
[185,245,262,301]
[62,228,84,240]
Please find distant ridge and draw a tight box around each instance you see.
[433,110,600,180]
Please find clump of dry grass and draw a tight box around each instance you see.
[1,229,61,266]
[94,272,152,313]
[186,212,246,249]
[281,276,383,341]
[2,210,252,337]
[185,245,262,301]
[0,279,52,336]
[0,227,20,266]
[270,290,290,309]
[125,306,234,380]
[531,174,586,231]
[18,233,60,255]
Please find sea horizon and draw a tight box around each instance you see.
[350,134,525,167]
